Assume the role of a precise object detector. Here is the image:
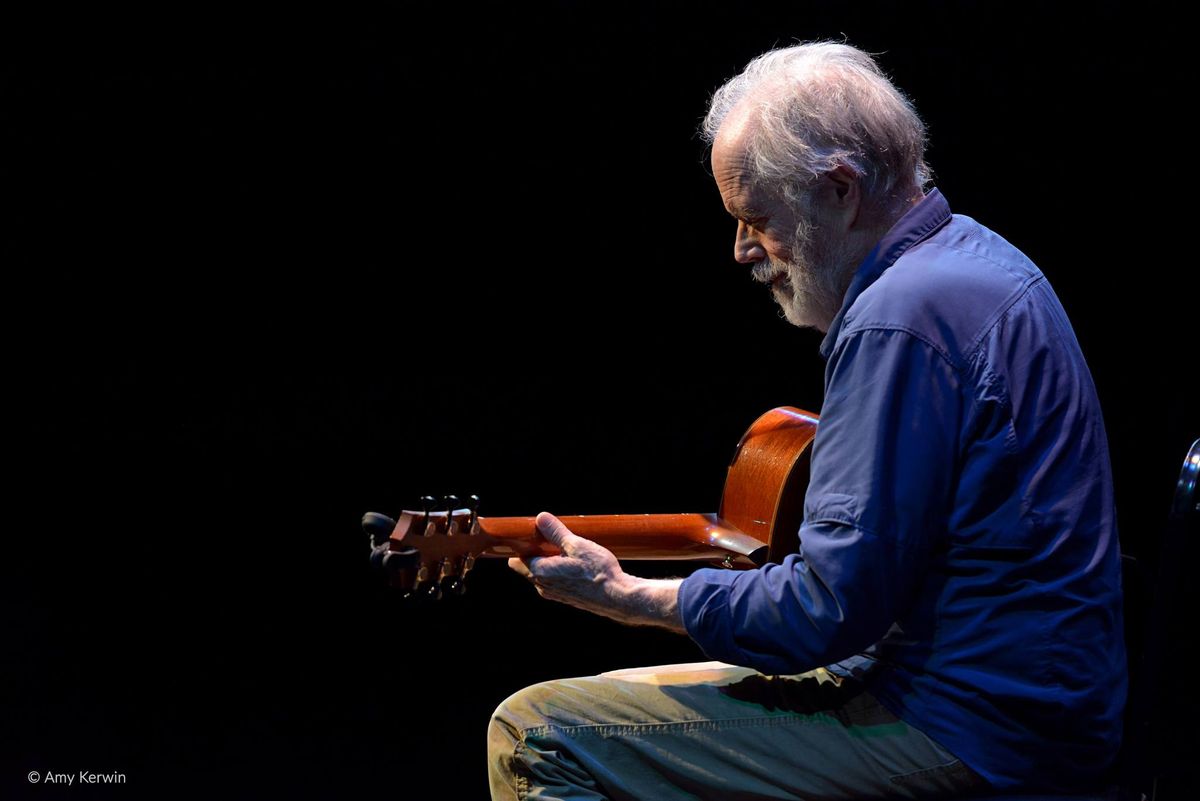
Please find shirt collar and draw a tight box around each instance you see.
[819,187,953,360]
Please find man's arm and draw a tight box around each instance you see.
[679,328,963,674]
[511,329,962,667]
[509,512,686,634]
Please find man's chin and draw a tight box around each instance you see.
[786,316,828,333]
[767,267,837,332]
[776,295,830,332]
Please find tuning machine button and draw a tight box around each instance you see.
[362,511,397,548]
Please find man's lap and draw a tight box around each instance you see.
[488,661,985,800]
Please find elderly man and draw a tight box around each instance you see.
[488,42,1126,800]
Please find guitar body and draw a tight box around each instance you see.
[719,406,817,566]
[366,406,819,595]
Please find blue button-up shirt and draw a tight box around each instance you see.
[678,189,1126,791]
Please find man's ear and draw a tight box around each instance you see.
[818,165,862,229]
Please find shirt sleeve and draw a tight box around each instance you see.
[678,327,963,675]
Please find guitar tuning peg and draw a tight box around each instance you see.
[446,553,477,596]
[362,511,397,548]
[402,583,438,603]
[421,558,450,601]
[405,560,440,602]
[443,495,460,532]
[373,546,419,594]
[420,495,436,530]
[436,555,470,597]
[467,495,481,531]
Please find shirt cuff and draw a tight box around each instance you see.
[678,567,748,665]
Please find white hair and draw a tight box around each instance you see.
[702,42,931,215]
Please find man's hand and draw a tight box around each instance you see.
[508,512,687,634]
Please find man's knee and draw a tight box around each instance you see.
[487,676,595,790]
[489,677,589,739]
[488,684,555,800]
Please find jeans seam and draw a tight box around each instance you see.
[888,756,978,787]
[513,739,529,801]
[523,710,863,740]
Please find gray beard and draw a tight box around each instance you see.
[754,224,860,332]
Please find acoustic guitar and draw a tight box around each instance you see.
[364,406,818,597]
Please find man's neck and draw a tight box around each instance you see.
[818,188,926,333]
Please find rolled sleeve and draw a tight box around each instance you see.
[679,328,963,674]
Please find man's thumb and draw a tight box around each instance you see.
[535,512,573,553]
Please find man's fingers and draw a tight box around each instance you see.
[509,554,571,580]
[536,511,580,555]
[507,556,533,578]
[508,513,604,589]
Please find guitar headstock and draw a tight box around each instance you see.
[364,495,490,599]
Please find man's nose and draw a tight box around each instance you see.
[734,221,766,264]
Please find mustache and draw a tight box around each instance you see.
[751,258,785,284]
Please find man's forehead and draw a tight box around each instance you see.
[712,138,752,175]
[711,102,763,195]
[712,131,761,211]
[712,107,755,171]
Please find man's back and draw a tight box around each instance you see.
[679,189,1125,791]
[822,192,1128,789]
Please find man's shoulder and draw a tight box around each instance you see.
[840,214,1046,366]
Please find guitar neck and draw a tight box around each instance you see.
[478,513,768,566]
[370,406,817,593]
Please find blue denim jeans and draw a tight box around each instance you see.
[488,661,986,800]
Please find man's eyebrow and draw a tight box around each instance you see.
[727,203,763,218]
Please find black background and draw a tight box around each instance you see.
[7,3,1195,799]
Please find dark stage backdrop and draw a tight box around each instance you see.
[7,4,1195,799]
